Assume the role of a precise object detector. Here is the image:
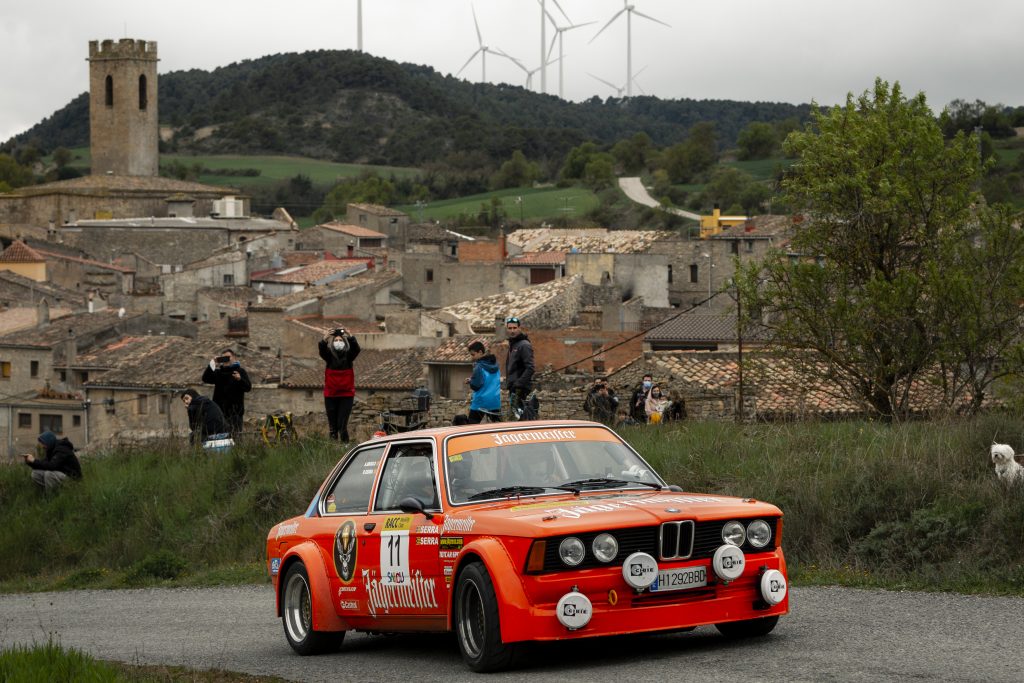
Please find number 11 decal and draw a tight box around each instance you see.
[380,516,412,586]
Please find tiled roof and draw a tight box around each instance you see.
[251,259,368,285]
[73,336,176,370]
[425,335,496,363]
[3,174,239,196]
[439,274,581,331]
[0,270,88,307]
[645,314,769,343]
[249,271,401,311]
[505,251,566,266]
[709,214,795,239]
[648,351,962,418]
[358,348,429,390]
[196,286,260,307]
[320,222,388,239]
[288,316,384,335]
[32,246,136,273]
[0,240,45,263]
[84,339,310,389]
[348,203,408,217]
[407,223,453,243]
[0,307,71,336]
[73,216,287,233]
[0,309,128,348]
[506,228,673,254]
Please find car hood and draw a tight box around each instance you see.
[444,490,782,537]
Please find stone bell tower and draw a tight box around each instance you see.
[88,39,159,176]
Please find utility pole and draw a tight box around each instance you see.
[735,281,744,423]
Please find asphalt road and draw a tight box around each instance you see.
[1,585,1022,682]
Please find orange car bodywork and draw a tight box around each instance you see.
[267,421,789,643]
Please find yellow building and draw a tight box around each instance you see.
[0,240,46,281]
[699,206,748,238]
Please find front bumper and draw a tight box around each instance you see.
[499,552,788,643]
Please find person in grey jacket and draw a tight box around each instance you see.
[23,431,82,491]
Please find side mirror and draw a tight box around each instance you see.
[667,484,684,492]
[398,496,433,520]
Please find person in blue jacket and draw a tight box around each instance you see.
[465,340,502,423]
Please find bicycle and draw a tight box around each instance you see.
[259,411,299,446]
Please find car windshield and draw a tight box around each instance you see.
[444,426,664,504]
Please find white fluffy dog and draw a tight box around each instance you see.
[990,443,1024,485]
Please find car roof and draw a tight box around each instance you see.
[365,419,611,446]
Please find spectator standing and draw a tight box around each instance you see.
[201,348,252,436]
[630,374,653,422]
[23,431,82,491]
[319,327,361,441]
[465,340,502,423]
[504,316,536,420]
[587,384,616,424]
[645,384,671,424]
[181,388,230,445]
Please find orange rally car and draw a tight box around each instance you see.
[266,420,789,672]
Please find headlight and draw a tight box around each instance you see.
[591,533,619,563]
[747,519,772,548]
[559,537,585,566]
[722,521,745,546]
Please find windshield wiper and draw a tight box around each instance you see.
[465,484,580,501]
[559,477,663,491]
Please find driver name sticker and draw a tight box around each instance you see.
[446,426,619,455]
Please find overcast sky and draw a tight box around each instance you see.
[2,0,1022,143]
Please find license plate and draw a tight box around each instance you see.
[650,565,707,592]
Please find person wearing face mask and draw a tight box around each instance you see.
[645,384,671,424]
[319,328,361,441]
[630,374,654,423]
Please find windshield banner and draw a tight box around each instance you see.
[446,426,619,456]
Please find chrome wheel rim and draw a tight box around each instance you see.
[457,579,485,659]
[284,571,312,644]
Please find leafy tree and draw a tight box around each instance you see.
[583,154,615,190]
[314,172,396,222]
[736,122,778,160]
[0,154,34,189]
[559,142,600,181]
[659,122,718,184]
[940,99,1015,139]
[52,147,73,169]
[739,79,984,419]
[491,150,539,189]
[610,132,653,173]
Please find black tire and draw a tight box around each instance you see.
[454,562,520,672]
[715,615,779,639]
[281,562,345,655]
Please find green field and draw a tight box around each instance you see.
[396,186,600,222]
[724,156,795,181]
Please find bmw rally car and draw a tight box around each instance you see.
[266,420,788,672]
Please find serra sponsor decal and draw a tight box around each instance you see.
[362,568,438,617]
[416,536,438,546]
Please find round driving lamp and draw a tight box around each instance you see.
[559,537,586,566]
[746,519,772,548]
[591,533,619,563]
[722,521,746,546]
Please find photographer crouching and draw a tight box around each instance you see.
[319,327,361,442]
[201,348,252,437]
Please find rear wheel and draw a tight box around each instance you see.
[454,562,520,672]
[715,615,779,639]
[281,562,345,655]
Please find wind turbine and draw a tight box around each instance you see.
[457,4,519,83]
[538,0,570,94]
[505,52,562,91]
[590,1,670,97]
[540,1,595,99]
[589,65,648,98]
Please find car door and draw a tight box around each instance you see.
[361,439,444,624]
[317,443,387,624]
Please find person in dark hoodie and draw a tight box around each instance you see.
[319,327,361,441]
[181,388,229,445]
[464,340,502,423]
[201,348,252,436]
[23,431,82,491]
[504,316,536,420]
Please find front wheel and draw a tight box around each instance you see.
[281,562,345,655]
[715,615,779,639]
[454,562,520,672]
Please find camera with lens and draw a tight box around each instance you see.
[332,328,346,336]
[215,355,231,364]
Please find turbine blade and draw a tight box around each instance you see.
[472,4,483,46]
[566,21,597,32]
[631,10,671,28]
[550,0,571,24]
[538,0,558,26]
[457,48,482,76]
[589,8,626,43]
[588,73,620,90]
[546,32,559,63]
[494,47,526,72]
[634,64,649,77]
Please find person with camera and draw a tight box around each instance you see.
[319,327,361,442]
[180,388,230,446]
[201,348,252,436]
[23,431,82,492]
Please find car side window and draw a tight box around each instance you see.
[374,443,438,512]
[325,445,386,515]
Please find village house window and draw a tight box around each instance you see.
[158,395,169,415]
[136,394,148,415]
[18,413,32,429]
[1,361,11,379]
[73,415,81,427]
[58,370,67,382]
[689,265,699,283]
[425,269,434,283]
[730,241,739,255]
[30,361,39,377]
[138,74,147,110]
[223,274,234,285]
[667,264,673,284]
[745,239,755,253]
[39,414,63,434]
[104,75,113,106]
